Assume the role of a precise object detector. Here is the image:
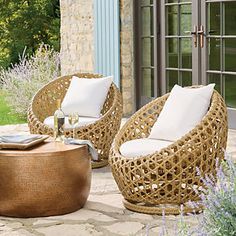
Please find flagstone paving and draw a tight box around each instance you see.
[0,124,235,236]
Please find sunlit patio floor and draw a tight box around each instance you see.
[0,123,235,236]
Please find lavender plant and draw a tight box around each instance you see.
[198,155,236,236]
[145,155,236,236]
[1,44,60,117]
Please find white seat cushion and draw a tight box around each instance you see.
[61,76,113,118]
[44,116,99,129]
[149,84,215,141]
[120,138,173,158]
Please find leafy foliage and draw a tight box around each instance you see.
[0,0,60,68]
[1,44,60,117]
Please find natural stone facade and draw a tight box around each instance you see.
[120,0,135,115]
[60,0,95,74]
[60,0,135,116]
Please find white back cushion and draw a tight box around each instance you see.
[120,138,173,158]
[61,76,113,118]
[149,84,215,141]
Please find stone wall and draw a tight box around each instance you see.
[60,0,135,116]
[120,0,135,116]
[60,0,94,75]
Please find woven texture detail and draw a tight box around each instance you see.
[109,89,228,214]
[28,73,123,168]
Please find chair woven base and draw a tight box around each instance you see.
[91,159,108,169]
[123,199,204,215]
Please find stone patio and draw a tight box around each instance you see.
[0,124,235,236]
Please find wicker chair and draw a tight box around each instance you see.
[28,73,123,168]
[109,89,228,214]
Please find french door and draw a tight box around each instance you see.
[159,0,236,128]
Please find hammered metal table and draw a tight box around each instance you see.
[0,140,91,217]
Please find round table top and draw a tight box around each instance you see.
[0,140,86,157]
[0,140,91,217]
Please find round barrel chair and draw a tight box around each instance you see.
[28,73,123,168]
[109,88,228,214]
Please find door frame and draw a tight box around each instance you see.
[133,1,161,109]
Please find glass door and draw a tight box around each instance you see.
[160,0,199,93]
[201,0,236,128]
[135,0,236,128]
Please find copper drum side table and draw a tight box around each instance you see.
[0,140,91,217]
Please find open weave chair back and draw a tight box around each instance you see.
[28,73,123,168]
[109,89,228,214]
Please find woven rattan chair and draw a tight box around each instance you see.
[109,89,228,214]
[28,73,123,168]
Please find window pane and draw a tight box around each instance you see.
[142,69,154,97]
[166,38,178,68]
[225,74,236,108]
[142,38,154,67]
[208,38,221,71]
[166,5,178,36]
[207,3,220,35]
[181,71,192,87]
[224,39,236,72]
[225,2,236,35]
[141,0,153,5]
[180,4,192,36]
[167,70,178,92]
[208,73,221,94]
[181,38,192,69]
[141,7,153,36]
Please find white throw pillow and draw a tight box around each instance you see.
[61,76,113,117]
[120,138,173,158]
[149,84,215,141]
